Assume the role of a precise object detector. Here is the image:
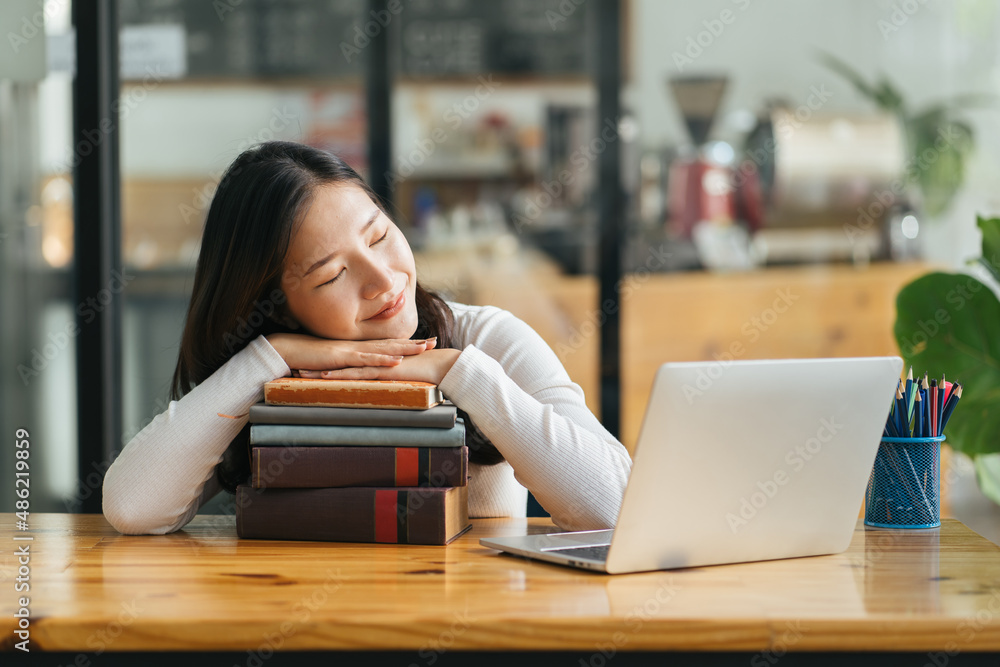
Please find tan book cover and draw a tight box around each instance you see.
[264,377,444,410]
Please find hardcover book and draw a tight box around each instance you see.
[249,419,466,448]
[264,377,444,410]
[251,445,469,489]
[235,485,471,545]
[248,401,457,428]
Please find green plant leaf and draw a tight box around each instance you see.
[873,77,905,113]
[906,119,973,216]
[938,396,1000,457]
[816,51,881,107]
[894,272,1000,456]
[818,52,992,218]
[976,216,1000,284]
[908,106,948,130]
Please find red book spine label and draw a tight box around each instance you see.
[374,489,398,543]
[395,448,420,486]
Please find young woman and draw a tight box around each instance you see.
[102,141,631,535]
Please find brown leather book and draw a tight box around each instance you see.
[251,445,468,489]
[264,377,444,409]
[235,485,470,545]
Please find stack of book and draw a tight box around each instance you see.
[235,377,471,545]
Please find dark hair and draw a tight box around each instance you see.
[172,141,503,493]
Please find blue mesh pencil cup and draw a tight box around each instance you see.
[865,436,944,529]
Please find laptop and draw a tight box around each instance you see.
[480,356,902,574]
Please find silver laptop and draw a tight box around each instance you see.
[480,356,902,574]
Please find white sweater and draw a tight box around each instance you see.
[102,302,632,534]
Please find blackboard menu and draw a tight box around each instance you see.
[397,0,591,77]
[119,0,366,80]
[119,0,591,80]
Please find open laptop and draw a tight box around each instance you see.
[480,356,902,574]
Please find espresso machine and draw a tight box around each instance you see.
[743,103,907,263]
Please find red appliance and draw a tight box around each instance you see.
[666,75,744,238]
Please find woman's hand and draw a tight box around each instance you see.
[266,332,437,374]
[306,348,462,386]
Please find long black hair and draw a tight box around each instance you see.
[172,141,503,493]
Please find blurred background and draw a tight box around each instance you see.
[2,0,999,537]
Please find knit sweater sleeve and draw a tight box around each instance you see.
[439,304,632,531]
[102,336,291,534]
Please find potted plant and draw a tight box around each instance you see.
[894,215,1000,505]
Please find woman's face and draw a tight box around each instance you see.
[280,182,419,341]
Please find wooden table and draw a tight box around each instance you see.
[3,514,1000,662]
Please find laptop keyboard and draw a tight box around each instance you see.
[550,544,611,562]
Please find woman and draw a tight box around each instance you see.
[102,141,631,535]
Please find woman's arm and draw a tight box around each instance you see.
[102,337,291,534]
[103,334,435,534]
[313,304,632,530]
[439,305,632,532]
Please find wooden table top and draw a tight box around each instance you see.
[2,514,1000,652]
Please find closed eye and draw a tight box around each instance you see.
[320,231,387,287]
[321,268,345,286]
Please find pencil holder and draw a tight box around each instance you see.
[865,436,944,529]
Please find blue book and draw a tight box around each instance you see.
[249,419,466,448]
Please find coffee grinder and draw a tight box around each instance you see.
[665,75,735,239]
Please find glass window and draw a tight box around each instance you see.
[116,0,370,513]
[1,0,77,512]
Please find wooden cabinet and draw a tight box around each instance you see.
[417,245,934,454]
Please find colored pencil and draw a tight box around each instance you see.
[921,381,929,438]
[905,367,915,422]
[940,384,962,433]
[881,373,964,440]
[896,386,907,437]
[929,379,938,439]
[934,373,948,436]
